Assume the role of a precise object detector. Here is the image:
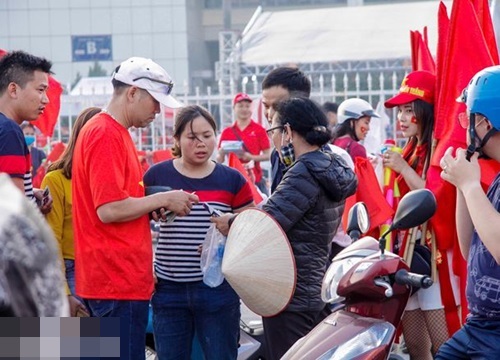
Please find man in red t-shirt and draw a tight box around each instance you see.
[72,57,198,360]
[217,93,271,194]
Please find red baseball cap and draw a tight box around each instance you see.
[385,70,436,108]
[233,92,252,106]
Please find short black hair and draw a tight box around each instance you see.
[323,101,338,114]
[262,67,311,97]
[0,51,52,95]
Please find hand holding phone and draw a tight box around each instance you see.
[35,186,50,207]
[42,186,50,206]
[202,203,222,217]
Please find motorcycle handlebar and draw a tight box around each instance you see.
[395,269,433,289]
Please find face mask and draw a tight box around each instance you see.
[24,135,36,146]
[280,143,295,167]
[279,127,295,167]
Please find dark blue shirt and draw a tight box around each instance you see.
[467,173,500,320]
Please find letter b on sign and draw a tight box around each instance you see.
[87,41,97,55]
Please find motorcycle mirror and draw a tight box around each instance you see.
[346,202,370,241]
[390,189,436,231]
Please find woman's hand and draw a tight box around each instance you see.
[382,150,407,174]
[210,213,236,236]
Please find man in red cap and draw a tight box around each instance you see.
[217,92,271,194]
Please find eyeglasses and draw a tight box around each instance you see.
[266,125,284,136]
[458,112,486,129]
[133,76,174,95]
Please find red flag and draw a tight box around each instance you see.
[228,153,263,204]
[430,0,497,250]
[342,157,394,234]
[472,0,500,64]
[46,141,66,162]
[434,0,495,145]
[410,27,436,72]
[32,142,66,188]
[34,76,63,138]
[152,149,173,164]
[427,0,500,330]
[434,2,450,140]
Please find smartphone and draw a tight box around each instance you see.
[36,186,50,207]
[202,203,222,217]
[42,186,50,206]
[150,208,176,223]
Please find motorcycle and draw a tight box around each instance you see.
[281,188,436,360]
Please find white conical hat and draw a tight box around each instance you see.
[222,209,296,317]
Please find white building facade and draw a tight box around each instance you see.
[0,0,190,90]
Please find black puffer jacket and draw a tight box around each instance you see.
[263,150,357,312]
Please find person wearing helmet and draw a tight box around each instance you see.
[436,65,500,359]
[331,98,379,160]
[385,71,458,360]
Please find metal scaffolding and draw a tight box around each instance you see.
[216,30,240,128]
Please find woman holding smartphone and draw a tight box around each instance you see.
[143,105,254,360]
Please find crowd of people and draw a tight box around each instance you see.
[0,48,500,360]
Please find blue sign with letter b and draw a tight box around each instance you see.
[72,35,112,62]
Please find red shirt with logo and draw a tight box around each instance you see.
[218,120,270,182]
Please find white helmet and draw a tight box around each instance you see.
[337,98,379,124]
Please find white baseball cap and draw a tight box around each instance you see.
[112,57,182,109]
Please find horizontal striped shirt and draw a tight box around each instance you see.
[144,160,253,282]
[0,113,34,200]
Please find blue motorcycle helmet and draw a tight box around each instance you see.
[459,65,500,159]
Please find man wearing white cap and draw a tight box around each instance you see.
[72,57,199,360]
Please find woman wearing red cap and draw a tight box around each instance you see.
[384,70,459,359]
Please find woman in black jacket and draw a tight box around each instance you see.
[214,97,357,359]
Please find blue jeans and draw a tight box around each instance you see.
[64,259,77,295]
[152,279,240,360]
[436,318,500,360]
[85,299,149,360]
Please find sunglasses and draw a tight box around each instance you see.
[266,125,284,136]
[458,112,486,129]
[133,76,174,95]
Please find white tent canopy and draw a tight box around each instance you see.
[239,1,451,66]
[70,76,113,96]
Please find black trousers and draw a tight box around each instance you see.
[262,309,323,360]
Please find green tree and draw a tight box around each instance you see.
[71,71,82,91]
[88,61,107,77]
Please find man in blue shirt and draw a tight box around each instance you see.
[0,51,52,213]
[437,66,500,359]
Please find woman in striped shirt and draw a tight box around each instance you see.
[143,105,254,360]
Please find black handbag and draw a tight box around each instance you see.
[409,242,432,295]
[410,243,432,277]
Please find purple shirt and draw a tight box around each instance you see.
[467,173,500,320]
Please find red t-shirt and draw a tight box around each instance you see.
[72,113,153,300]
[333,136,367,161]
[218,120,270,182]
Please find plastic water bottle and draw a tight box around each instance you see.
[203,240,225,287]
